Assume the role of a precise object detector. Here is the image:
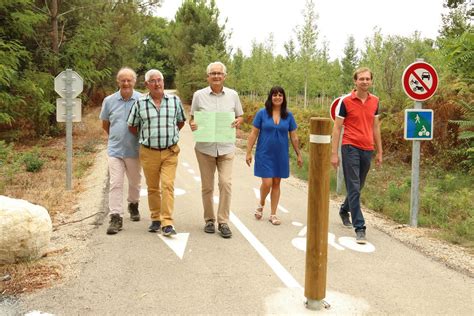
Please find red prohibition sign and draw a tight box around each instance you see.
[402,61,438,101]
[329,97,341,121]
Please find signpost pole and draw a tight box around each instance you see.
[65,69,73,190]
[410,100,423,227]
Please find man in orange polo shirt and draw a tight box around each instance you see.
[331,67,383,244]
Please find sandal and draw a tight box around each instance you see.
[254,204,263,220]
[269,215,281,225]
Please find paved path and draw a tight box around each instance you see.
[19,124,474,315]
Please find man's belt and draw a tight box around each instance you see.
[141,144,175,151]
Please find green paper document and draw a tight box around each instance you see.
[193,111,236,142]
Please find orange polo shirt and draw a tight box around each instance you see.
[336,90,379,151]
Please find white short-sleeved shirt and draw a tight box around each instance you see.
[191,86,243,157]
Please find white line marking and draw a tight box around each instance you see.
[291,221,303,227]
[182,162,190,167]
[230,212,302,289]
[187,168,195,174]
[193,176,201,182]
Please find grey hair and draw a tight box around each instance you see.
[206,61,227,75]
[116,67,137,81]
[145,69,164,82]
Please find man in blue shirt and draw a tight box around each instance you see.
[100,67,142,235]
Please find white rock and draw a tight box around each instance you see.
[0,195,52,264]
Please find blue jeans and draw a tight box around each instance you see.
[340,145,373,232]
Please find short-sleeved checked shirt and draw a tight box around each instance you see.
[127,93,186,149]
[190,86,243,157]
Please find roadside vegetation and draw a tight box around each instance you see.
[0,0,472,294]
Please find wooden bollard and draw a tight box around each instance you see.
[305,117,332,310]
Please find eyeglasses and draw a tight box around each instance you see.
[147,79,162,84]
[208,72,225,77]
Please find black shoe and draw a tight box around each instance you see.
[204,220,215,234]
[218,223,232,239]
[128,202,140,221]
[148,221,161,233]
[339,212,352,227]
[162,225,177,237]
[356,230,367,244]
[107,214,123,235]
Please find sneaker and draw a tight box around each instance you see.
[356,230,367,244]
[218,223,232,239]
[148,220,161,233]
[162,225,177,237]
[128,202,140,221]
[204,220,215,234]
[339,212,352,227]
[107,214,123,235]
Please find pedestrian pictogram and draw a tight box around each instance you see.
[404,109,434,140]
[402,62,438,101]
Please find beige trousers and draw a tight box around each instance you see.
[195,149,234,224]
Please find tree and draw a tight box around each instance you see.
[169,0,227,68]
[341,35,358,91]
[296,0,318,108]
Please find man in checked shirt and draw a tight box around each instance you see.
[127,69,186,237]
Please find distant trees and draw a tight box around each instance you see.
[170,0,228,101]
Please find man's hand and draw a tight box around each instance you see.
[375,152,383,167]
[330,152,339,170]
[231,116,243,128]
[189,120,198,131]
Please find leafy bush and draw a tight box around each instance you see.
[22,150,44,173]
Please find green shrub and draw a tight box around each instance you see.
[22,150,44,172]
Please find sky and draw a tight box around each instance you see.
[155,0,447,60]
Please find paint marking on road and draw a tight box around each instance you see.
[292,233,345,252]
[230,212,302,289]
[213,196,219,204]
[193,176,201,182]
[175,188,186,196]
[182,162,190,167]
[297,226,307,237]
[252,188,289,213]
[187,168,195,174]
[338,237,376,253]
[329,233,345,250]
[158,233,190,259]
[292,221,303,227]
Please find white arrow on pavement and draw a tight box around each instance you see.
[157,233,189,259]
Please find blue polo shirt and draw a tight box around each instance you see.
[100,90,142,158]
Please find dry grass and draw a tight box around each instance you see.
[0,105,105,294]
[0,262,63,295]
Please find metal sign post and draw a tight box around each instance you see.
[54,69,83,190]
[65,70,73,190]
[402,59,438,227]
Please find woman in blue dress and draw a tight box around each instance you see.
[246,86,303,225]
